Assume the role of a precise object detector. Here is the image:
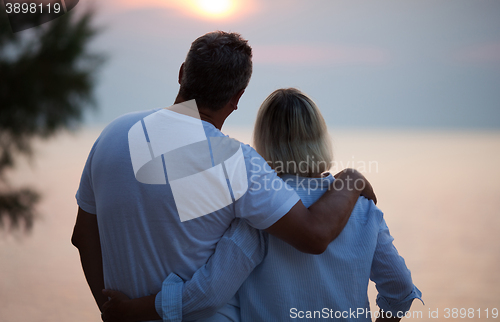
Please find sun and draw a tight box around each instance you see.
[190,0,236,19]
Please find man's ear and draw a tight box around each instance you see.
[231,89,245,110]
[178,63,185,85]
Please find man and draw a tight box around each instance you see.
[72,31,376,321]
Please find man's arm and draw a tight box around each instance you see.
[266,168,376,254]
[71,207,108,312]
[100,169,376,321]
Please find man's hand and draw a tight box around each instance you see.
[266,168,377,254]
[375,309,402,321]
[101,289,134,322]
[101,289,160,322]
[334,168,377,204]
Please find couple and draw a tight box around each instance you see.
[72,31,421,321]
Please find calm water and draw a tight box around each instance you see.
[1,127,499,321]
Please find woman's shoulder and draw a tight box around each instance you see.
[350,196,384,225]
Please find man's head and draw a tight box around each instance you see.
[178,31,253,111]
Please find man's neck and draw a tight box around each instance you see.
[173,95,225,130]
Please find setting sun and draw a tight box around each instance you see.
[190,0,236,19]
[113,0,252,21]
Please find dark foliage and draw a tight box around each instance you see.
[0,8,105,232]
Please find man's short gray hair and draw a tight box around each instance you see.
[179,31,253,111]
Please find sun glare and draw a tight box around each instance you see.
[191,0,236,19]
[116,0,249,21]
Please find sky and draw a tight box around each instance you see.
[79,0,500,129]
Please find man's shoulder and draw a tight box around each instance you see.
[229,139,272,175]
[94,109,161,144]
[205,125,268,170]
[105,109,160,130]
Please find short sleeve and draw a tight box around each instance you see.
[233,147,300,230]
[75,139,99,215]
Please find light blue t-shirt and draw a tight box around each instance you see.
[75,102,300,319]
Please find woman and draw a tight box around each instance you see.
[237,88,422,321]
[102,88,421,322]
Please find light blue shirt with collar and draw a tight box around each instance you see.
[156,173,422,321]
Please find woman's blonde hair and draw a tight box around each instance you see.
[253,88,333,177]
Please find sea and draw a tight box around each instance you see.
[1,127,499,321]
